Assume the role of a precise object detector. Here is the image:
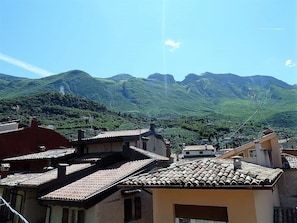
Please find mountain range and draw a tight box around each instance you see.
[0,70,297,129]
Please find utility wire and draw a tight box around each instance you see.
[231,109,259,138]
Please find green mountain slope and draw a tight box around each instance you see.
[0,70,296,128]
[0,92,145,139]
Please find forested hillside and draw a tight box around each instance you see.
[1,70,296,147]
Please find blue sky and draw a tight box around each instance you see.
[0,0,296,84]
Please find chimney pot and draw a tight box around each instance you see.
[232,156,242,171]
[57,163,68,179]
[1,163,10,179]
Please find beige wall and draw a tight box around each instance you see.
[96,189,153,223]
[220,133,282,168]
[49,205,93,223]
[146,136,167,157]
[84,135,167,157]
[47,189,152,223]
[23,190,47,223]
[87,141,123,153]
[253,189,277,223]
[152,188,276,223]
[278,170,297,207]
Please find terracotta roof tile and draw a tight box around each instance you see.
[0,173,42,187]
[120,158,283,188]
[3,148,75,161]
[5,163,92,187]
[22,163,91,187]
[281,153,297,169]
[40,159,154,202]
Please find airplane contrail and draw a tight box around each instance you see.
[0,52,54,77]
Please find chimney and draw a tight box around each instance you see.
[166,140,171,159]
[78,130,85,141]
[30,117,38,128]
[232,156,242,171]
[1,163,10,179]
[57,163,68,179]
[150,123,155,133]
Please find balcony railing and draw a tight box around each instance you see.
[274,207,297,223]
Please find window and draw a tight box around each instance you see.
[62,208,84,223]
[175,204,228,223]
[124,197,141,222]
[248,149,257,158]
[142,141,147,150]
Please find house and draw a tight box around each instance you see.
[182,144,216,158]
[0,118,69,160]
[218,132,297,222]
[0,162,93,223]
[0,123,171,223]
[40,158,155,223]
[0,143,169,223]
[71,124,170,158]
[218,131,282,168]
[120,158,283,223]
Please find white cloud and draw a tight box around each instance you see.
[165,39,181,51]
[285,59,296,68]
[0,52,54,77]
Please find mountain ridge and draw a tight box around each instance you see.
[1,70,293,86]
[0,70,296,127]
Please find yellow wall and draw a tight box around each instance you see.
[152,188,275,223]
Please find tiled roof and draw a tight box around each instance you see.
[92,129,150,139]
[0,163,92,187]
[183,145,215,151]
[0,173,42,187]
[120,158,283,189]
[40,159,154,202]
[281,153,297,169]
[3,148,75,161]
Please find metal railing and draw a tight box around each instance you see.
[0,196,28,223]
[274,207,297,223]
